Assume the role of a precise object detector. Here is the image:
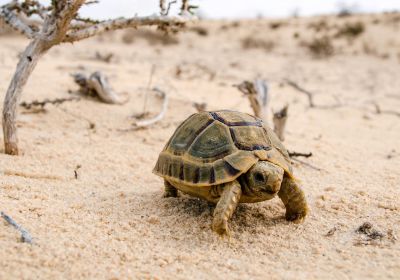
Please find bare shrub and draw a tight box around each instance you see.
[302,36,335,58]
[335,21,365,39]
[122,28,179,45]
[308,19,330,32]
[269,21,283,30]
[241,36,275,52]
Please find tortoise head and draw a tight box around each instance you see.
[243,161,284,200]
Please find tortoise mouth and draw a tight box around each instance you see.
[264,189,278,195]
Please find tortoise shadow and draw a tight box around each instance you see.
[91,189,287,240]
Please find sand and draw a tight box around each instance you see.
[0,13,399,279]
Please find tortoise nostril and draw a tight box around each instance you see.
[265,188,277,195]
[254,172,265,182]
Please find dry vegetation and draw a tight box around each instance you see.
[241,36,275,52]
[1,5,400,279]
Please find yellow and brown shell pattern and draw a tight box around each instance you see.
[153,110,292,187]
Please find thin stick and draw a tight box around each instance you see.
[236,79,269,123]
[20,97,80,109]
[284,78,342,109]
[166,1,178,15]
[72,72,128,104]
[143,65,156,115]
[63,15,188,43]
[291,157,322,171]
[1,212,33,244]
[132,88,168,129]
[273,105,288,141]
[288,151,313,158]
[284,78,315,108]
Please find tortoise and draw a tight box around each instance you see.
[153,110,308,235]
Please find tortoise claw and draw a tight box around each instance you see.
[212,220,231,237]
[285,210,307,224]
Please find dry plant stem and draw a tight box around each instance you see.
[20,97,80,109]
[143,65,156,114]
[291,157,322,171]
[237,80,269,123]
[1,0,86,155]
[0,6,35,37]
[284,78,342,109]
[1,0,190,155]
[63,15,187,43]
[3,40,47,155]
[88,72,128,104]
[273,105,288,141]
[284,78,315,108]
[132,88,168,129]
[288,151,313,158]
[1,211,33,244]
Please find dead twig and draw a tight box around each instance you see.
[235,79,269,123]
[143,65,157,116]
[288,151,313,158]
[355,222,385,245]
[57,107,96,131]
[94,51,114,63]
[284,78,315,108]
[325,227,337,237]
[131,87,168,129]
[74,164,81,179]
[371,101,400,117]
[0,0,192,155]
[175,62,216,81]
[193,102,207,112]
[273,105,288,141]
[284,78,342,109]
[72,72,128,104]
[160,0,177,16]
[1,211,33,244]
[291,157,322,171]
[20,97,80,110]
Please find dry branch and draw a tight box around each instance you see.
[0,0,192,155]
[131,88,168,129]
[193,102,207,112]
[236,79,269,123]
[63,15,187,43]
[284,79,315,108]
[73,72,128,105]
[20,97,80,110]
[288,151,313,158]
[1,211,33,244]
[284,78,342,109]
[273,105,288,141]
[371,101,400,117]
[291,157,322,171]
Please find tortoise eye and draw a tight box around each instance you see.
[254,172,265,182]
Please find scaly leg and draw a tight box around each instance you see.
[278,176,308,223]
[163,180,178,198]
[212,180,242,236]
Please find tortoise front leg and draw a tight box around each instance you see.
[278,176,308,223]
[163,180,178,197]
[212,180,242,236]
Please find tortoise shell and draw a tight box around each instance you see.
[153,110,292,187]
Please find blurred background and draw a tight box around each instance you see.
[1,0,400,19]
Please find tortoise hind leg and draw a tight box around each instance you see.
[212,180,242,236]
[163,180,178,198]
[278,176,308,223]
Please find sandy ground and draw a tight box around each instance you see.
[0,13,400,279]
